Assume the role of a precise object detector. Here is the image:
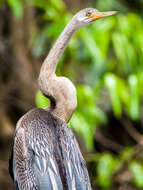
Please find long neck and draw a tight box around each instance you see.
[38,18,77,122]
[39,19,76,78]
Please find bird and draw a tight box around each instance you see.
[9,8,117,190]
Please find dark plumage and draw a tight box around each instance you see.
[10,109,91,189]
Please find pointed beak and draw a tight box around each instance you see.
[90,11,117,21]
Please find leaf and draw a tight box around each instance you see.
[120,147,133,161]
[49,0,66,11]
[79,28,103,63]
[8,0,23,19]
[35,90,50,108]
[104,73,122,118]
[77,85,94,106]
[129,161,143,188]
[97,153,119,188]
[117,78,129,108]
[69,112,94,151]
[128,75,140,120]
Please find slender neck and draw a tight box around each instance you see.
[39,19,76,77]
[38,18,78,122]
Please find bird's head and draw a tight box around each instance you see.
[73,8,117,29]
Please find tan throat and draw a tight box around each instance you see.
[40,75,77,123]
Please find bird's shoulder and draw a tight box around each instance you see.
[15,108,56,132]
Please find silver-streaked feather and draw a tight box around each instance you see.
[11,108,91,190]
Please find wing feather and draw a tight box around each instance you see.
[59,122,92,190]
[13,111,63,190]
[11,109,91,190]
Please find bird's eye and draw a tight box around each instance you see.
[86,11,92,17]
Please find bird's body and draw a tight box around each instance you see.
[9,8,117,190]
[10,108,91,189]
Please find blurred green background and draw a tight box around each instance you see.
[1,0,143,189]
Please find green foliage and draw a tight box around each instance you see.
[95,0,128,12]
[7,0,23,19]
[120,146,133,161]
[104,73,122,118]
[104,73,141,120]
[97,153,119,188]
[129,161,143,188]
[69,85,107,150]
[35,90,50,108]
[128,75,140,120]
